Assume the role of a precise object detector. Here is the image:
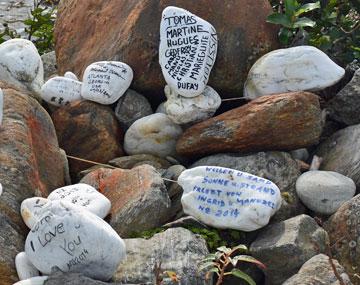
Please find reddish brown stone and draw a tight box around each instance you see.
[54,0,278,104]
[51,100,124,178]
[176,92,322,157]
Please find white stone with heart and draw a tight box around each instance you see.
[81,61,133,104]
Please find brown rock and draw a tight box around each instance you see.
[80,165,171,237]
[109,154,171,170]
[0,82,65,284]
[54,0,278,104]
[51,100,124,178]
[177,92,322,157]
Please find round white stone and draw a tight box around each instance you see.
[47,183,111,219]
[15,252,40,280]
[0,39,44,96]
[25,200,126,281]
[64,71,79,81]
[296,170,356,215]
[41,76,83,107]
[21,197,50,229]
[244,46,345,99]
[164,85,221,124]
[13,276,48,285]
[178,166,282,231]
[0,88,3,126]
[159,6,218,98]
[81,61,133,105]
[124,113,183,158]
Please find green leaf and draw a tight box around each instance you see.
[294,2,321,17]
[267,13,292,28]
[293,17,316,28]
[217,246,231,254]
[231,255,267,269]
[198,261,216,272]
[284,0,300,16]
[279,27,293,46]
[231,269,256,285]
[232,244,249,253]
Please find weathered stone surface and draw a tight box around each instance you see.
[316,124,360,188]
[51,100,124,177]
[327,68,360,126]
[290,148,309,161]
[41,51,57,81]
[250,214,329,285]
[192,151,304,222]
[80,165,171,237]
[177,92,322,157]
[296,171,356,215]
[124,113,183,158]
[244,46,345,99]
[283,254,352,285]
[0,82,65,284]
[156,102,166,114]
[55,0,278,104]
[325,195,360,284]
[0,87,3,125]
[64,71,78,81]
[109,154,171,170]
[15,252,40,280]
[114,89,153,130]
[114,228,210,285]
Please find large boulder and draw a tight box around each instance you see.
[54,0,278,104]
[0,82,65,284]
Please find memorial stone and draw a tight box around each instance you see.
[21,197,50,229]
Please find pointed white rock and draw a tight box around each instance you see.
[25,200,126,281]
[64,71,79,81]
[47,183,111,219]
[15,252,40,280]
[13,276,48,285]
[178,166,282,231]
[81,61,133,104]
[164,85,221,124]
[159,6,218,97]
[0,39,43,96]
[21,197,50,229]
[244,46,345,99]
[0,88,3,126]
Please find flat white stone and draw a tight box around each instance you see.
[124,113,183,158]
[13,276,48,285]
[178,166,282,231]
[15,252,40,280]
[0,88,3,126]
[64,71,79,81]
[47,183,111,219]
[41,76,82,106]
[25,200,126,281]
[164,85,221,124]
[296,170,356,215]
[81,61,133,105]
[159,6,218,97]
[244,46,345,99]
[21,197,50,229]
[0,39,43,96]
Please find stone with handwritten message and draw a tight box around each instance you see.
[64,71,79,81]
[178,166,282,231]
[81,61,133,105]
[159,6,218,98]
[41,76,83,107]
[21,197,50,229]
[25,200,126,281]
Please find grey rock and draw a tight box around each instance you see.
[283,254,352,285]
[316,124,360,188]
[41,51,57,81]
[162,216,208,229]
[327,69,360,126]
[156,102,167,114]
[114,228,211,285]
[115,89,153,130]
[59,148,71,185]
[296,171,356,215]
[290,148,309,161]
[192,151,304,222]
[109,154,171,170]
[250,214,329,285]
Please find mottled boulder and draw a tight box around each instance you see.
[80,165,171,237]
[51,100,124,177]
[0,82,65,284]
[55,0,278,104]
[177,92,322,157]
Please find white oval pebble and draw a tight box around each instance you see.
[244,46,345,99]
[64,71,79,81]
[178,166,282,231]
[81,61,133,104]
[15,252,40,280]
[21,197,50,229]
[13,276,48,285]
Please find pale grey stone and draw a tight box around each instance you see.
[15,252,40,280]
[290,148,309,161]
[64,71,79,81]
[41,51,57,81]
[14,276,48,285]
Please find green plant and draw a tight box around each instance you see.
[198,245,266,285]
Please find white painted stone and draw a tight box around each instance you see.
[15,252,40,280]
[159,6,218,98]
[64,71,79,81]
[21,197,50,229]
[81,61,133,105]
[47,183,111,219]
[0,39,43,96]
[13,276,48,285]
[164,85,221,124]
[124,113,183,158]
[0,88,3,126]
[296,170,356,215]
[156,102,167,114]
[25,200,126,281]
[178,166,282,231]
[41,76,82,106]
[244,46,345,99]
